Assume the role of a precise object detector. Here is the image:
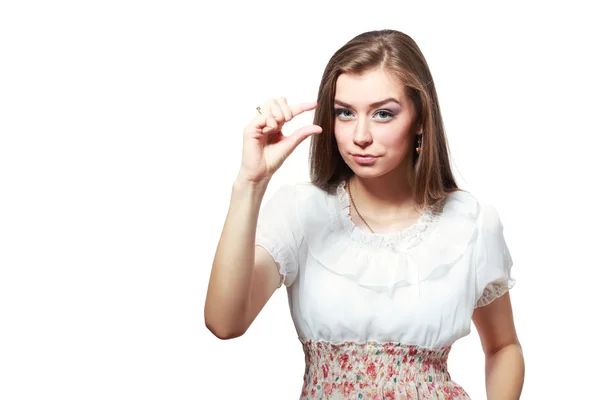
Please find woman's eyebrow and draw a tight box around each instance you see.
[334,98,401,109]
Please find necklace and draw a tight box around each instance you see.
[346,180,375,233]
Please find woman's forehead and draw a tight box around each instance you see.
[335,69,406,106]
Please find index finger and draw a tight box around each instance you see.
[290,101,318,118]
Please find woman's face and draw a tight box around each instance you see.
[333,68,418,179]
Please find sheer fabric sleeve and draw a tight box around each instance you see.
[473,203,515,308]
[255,184,304,288]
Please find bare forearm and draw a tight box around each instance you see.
[485,343,525,400]
[204,176,269,337]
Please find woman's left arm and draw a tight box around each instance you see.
[472,291,525,400]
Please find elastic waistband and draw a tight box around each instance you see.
[302,340,452,383]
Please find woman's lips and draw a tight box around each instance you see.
[352,155,378,164]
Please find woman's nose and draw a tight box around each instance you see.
[353,119,373,147]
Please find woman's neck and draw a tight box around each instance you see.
[348,170,418,220]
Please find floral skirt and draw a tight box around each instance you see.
[300,341,470,400]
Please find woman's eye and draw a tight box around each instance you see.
[334,108,353,119]
[374,110,394,120]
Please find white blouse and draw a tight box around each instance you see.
[255,180,515,349]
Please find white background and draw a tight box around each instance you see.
[1,1,598,399]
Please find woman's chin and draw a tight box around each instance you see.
[349,167,386,179]
[349,163,409,181]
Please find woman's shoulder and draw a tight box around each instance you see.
[261,181,333,228]
[268,180,336,208]
[444,189,506,231]
[262,180,323,204]
[442,189,501,221]
[268,180,327,195]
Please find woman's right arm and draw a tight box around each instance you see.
[204,176,280,339]
[204,97,321,339]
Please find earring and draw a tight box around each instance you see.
[416,132,423,154]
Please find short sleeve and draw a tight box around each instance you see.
[473,203,515,308]
[255,184,304,288]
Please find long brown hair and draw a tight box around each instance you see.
[309,29,460,208]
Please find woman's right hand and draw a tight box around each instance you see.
[238,97,322,184]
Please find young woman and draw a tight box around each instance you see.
[205,29,524,399]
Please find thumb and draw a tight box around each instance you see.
[283,125,323,156]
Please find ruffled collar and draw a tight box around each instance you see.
[296,181,480,297]
[327,180,444,251]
